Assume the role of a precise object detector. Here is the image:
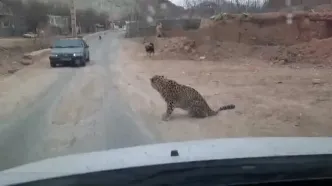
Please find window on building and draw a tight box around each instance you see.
[1,19,10,28]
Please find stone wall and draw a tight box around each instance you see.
[125,19,201,38]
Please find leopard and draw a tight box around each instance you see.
[150,75,235,121]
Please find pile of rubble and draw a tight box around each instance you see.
[274,37,332,66]
[154,36,275,61]
[156,34,332,67]
[158,37,195,53]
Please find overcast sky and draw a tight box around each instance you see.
[170,0,183,6]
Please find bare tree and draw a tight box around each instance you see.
[184,0,200,18]
[184,0,265,17]
[214,0,225,13]
[235,0,241,13]
[24,0,49,32]
[47,2,70,16]
[77,9,109,33]
[1,0,24,15]
[218,0,266,13]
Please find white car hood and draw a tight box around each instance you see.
[1,137,332,185]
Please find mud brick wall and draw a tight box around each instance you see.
[125,19,201,38]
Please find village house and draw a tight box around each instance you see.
[47,14,70,35]
[0,1,27,37]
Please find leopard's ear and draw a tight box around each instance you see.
[150,75,158,82]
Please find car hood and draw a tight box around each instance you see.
[51,47,83,54]
[1,137,332,185]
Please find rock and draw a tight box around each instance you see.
[204,36,211,41]
[312,79,323,85]
[23,54,33,60]
[184,45,190,52]
[7,69,18,74]
[278,59,287,64]
[20,59,33,65]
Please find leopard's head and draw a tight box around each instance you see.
[150,75,166,91]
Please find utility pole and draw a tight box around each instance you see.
[70,0,77,37]
[286,0,292,25]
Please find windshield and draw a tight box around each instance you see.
[1,0,332,180]
[53,39,83,48]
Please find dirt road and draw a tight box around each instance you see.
[0,32,158,171]
[113,39,332,142]
[1,32,331,171]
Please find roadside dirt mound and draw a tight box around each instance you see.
[313,4,332,12]
[152,36,279,62]
[0,39,50,76]
[0,47,27,75]
[154,35,332,67]
[274,37,332,66]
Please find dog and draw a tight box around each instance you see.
[145,42,154,57]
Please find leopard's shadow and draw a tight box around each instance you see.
[165,112,208,122]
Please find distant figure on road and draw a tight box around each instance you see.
[156,22,163,38]
[99,35,102,40]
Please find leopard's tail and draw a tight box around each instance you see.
[208,104,235,116]
[219,104,235,111]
